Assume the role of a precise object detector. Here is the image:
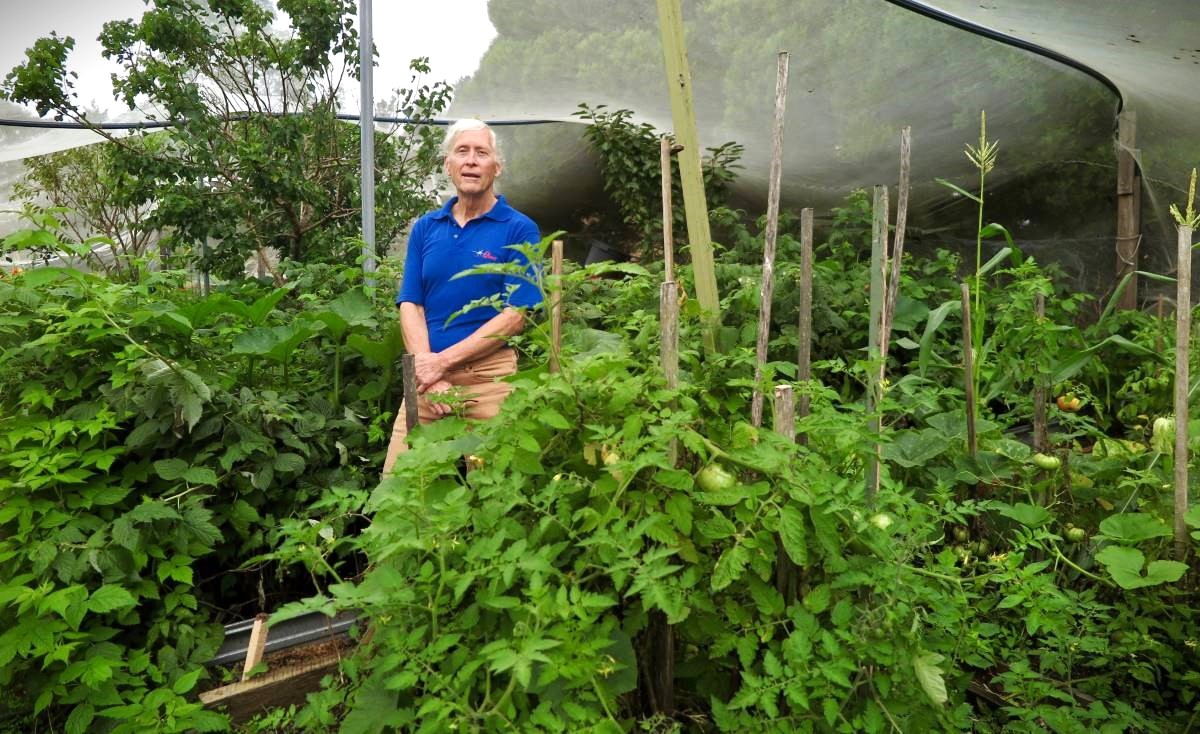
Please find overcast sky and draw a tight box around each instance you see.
[0,0,496,117]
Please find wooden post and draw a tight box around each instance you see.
[773,384,799,600]
[796,208,814,440]
[961,283,977,459]
[1156,295,1165,354]
[1033,293,1048,453]
[773,384,795,441]
[751,51,790,427]
[401,353,418,431]
[660,136,676,282]
[1174,224,1192,560]
[880,126,911,361]
[656,0,721,352]
[661,280,680,466]
[549,239,564,374]
[866,186,888,500]
[241,613,270,682]
[1115,110,1140,310]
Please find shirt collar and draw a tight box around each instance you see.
[431,195,514,222]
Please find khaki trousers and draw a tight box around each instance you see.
[382,348,518,474]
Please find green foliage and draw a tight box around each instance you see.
[3,2,450,273]
[0,231,406,732]
[572,104,742,260]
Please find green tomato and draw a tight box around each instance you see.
[1032,452,1061,471]
[1066,527,1087,543]
[697,463,737,493]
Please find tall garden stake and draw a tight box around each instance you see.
[796,208,814,443]
[751,51,790,427]
[402,353,418,432]
[866,186,889,501]
[549,240,564,374]
[656,0,721,352]
[661,135,676,282]
[773,384,799,600]
[1173,222,1193,560]
[961,283,978,461]
[661,281,680,466]
[880,126,912,362]
[1169,168,1197,560]
[1033,293,1048,453]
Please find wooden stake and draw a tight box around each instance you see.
[1115,110,1140,310]
[401,353,418,431]
[751,51,790,427]
[241,613,269,682]
[656,0,720,352]
[549,239,564,374]
[796,208,814,441]
[660,136,675,283]
[1174,224,1192,560]
[866,186,888,501]
[880,126,911,361]
[661,280,680,466]
[773,384,795,441]
[773,384,799,600]
[1033,293,1047,453]
[961,282,978,459]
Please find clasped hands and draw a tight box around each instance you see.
[413,351,454,416]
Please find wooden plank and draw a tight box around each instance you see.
[549,239,564,374]
[1174,223,1192,560]
[656,0,720,352]
[201,651,342,723]
[751,51,790,427]
[661,135,676,283]
[1115,110,1139,310]
[796,207,814,438]
[241,613,269,682]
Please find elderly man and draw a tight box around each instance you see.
[382,119,541,473]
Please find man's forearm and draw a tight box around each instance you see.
[437,308,526,369]
[398,302,432,353]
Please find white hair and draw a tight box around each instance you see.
[441,119,502,164]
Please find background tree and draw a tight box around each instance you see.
[2,0,450,277]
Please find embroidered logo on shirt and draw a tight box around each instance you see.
[474,249,498,261]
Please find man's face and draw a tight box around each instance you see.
[445,129,501,197]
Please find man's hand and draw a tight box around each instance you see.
[425,380,454,416]
[414,351,450,392]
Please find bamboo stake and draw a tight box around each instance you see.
[751,51,790,428]
[1115,111,1140,310]
[1033,293,1047,453]
[656,0,720,352]
[961,283,977,459]
[880,126,911,361]
[661,136,676,283]
[549,239,564,374]
[1174,224,1192,560]
[241,613,270,682]
[402,353,418,432]
[796,208,814,441]
[866,186,888,501]
[661,280,680,466]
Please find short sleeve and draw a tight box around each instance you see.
[397,220,425,305]
[502,219,543,310]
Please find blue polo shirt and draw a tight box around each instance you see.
[397,195,542,353]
